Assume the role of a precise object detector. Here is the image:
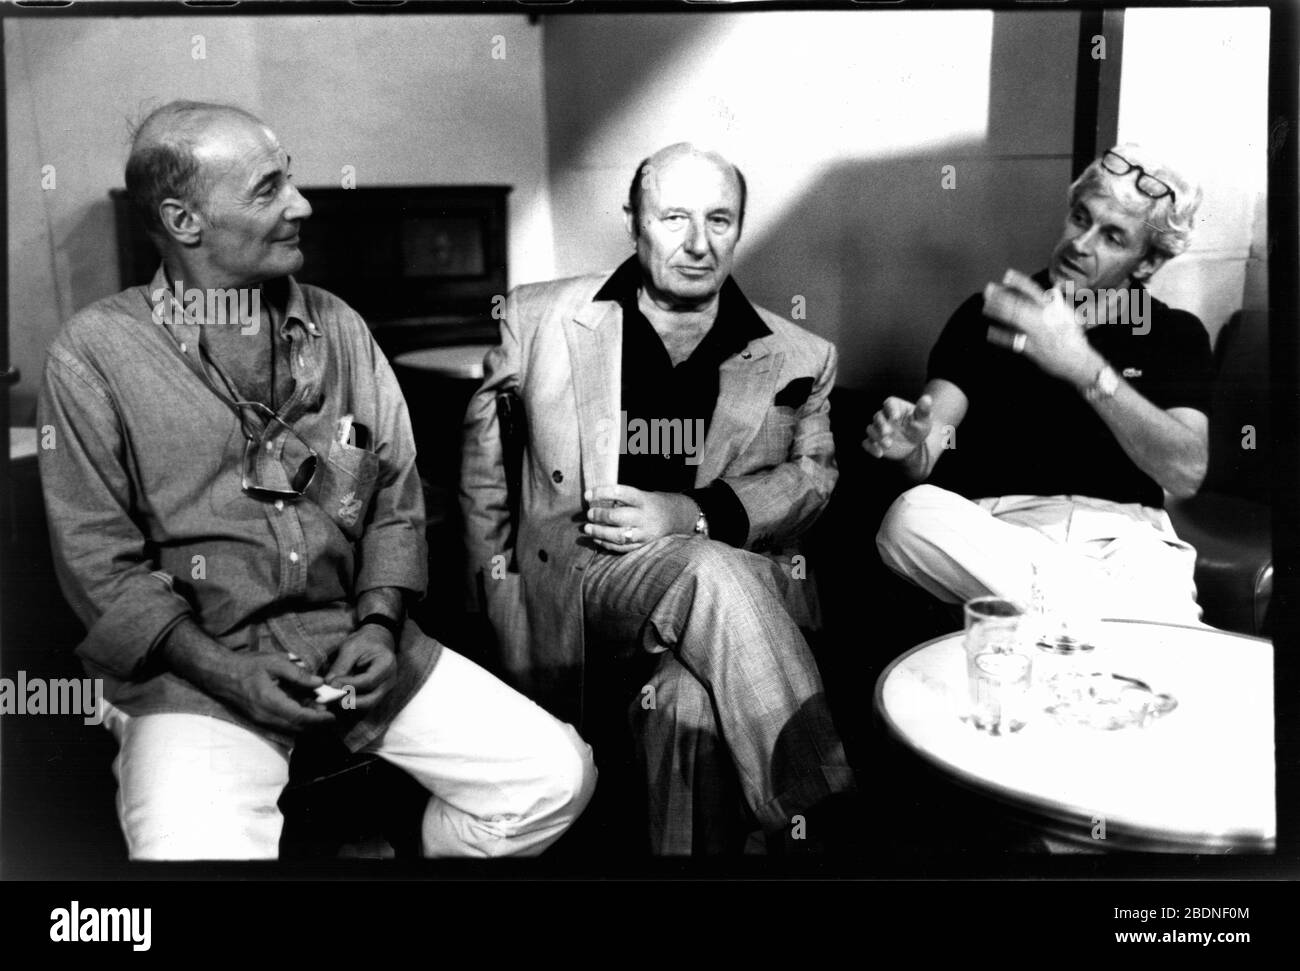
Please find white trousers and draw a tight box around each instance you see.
[876,486,1202,626]
[101,647,596,860]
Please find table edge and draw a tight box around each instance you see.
[870,618,1276,852]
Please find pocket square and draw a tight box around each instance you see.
[774,377,814,409]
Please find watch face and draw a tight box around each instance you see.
[1100,366,1120,395]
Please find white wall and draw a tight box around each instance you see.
[1117,6,1271,344]
[543,10,1081,393]
[5,8,1273,420]
[5,14,553,421]
[541,7,1270,391]
[544,10,995,278]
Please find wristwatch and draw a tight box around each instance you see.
[1084,362,1120,402]
[692,506,710,539]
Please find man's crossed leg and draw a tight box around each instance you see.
[583,535,855,848]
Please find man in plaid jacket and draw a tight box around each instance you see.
[462,143,856,854]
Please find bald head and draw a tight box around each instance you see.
[623,143,746,311]
[125,100,266,244]
[626,143,747,237]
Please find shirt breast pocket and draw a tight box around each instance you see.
[314,440,381,541]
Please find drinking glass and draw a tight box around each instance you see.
[963,596,1033,735]
[1029,562,1099,686]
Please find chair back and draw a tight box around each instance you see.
[1205,310,1270,504]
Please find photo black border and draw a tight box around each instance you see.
[0,0,1295,906]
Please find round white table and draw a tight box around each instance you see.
[391,345,493,382]
[874,619,1275,853]
[11,426,38,463]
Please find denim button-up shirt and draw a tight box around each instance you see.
[38,265,438,750]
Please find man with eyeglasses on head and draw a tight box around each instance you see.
[37,100,594,860]
[867,144,1212,626]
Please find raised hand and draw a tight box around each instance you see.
[983,269,1099,389]
[863,394,934,460]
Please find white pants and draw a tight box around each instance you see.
[877,486,1201,626]
[101,647,596,860]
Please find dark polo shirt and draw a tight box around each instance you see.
[927,269,1213,508]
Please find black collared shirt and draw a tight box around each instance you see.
[593,256,770,545]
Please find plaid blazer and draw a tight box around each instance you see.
[460,269,838,720]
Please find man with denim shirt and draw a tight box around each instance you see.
[38,100,594,860]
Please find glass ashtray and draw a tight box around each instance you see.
[1042,672,1178,731]
[1036,633,1097,655]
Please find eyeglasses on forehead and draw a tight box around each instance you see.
[1101,150,1177,206]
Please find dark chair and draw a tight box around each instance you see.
[1165,310,1272,635]
[807,387,967,770]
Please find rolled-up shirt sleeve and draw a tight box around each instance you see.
[352,331,428,599]
[37,347,194,680]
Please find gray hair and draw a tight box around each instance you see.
[124,100,263,243]
[1068,142,1202,259]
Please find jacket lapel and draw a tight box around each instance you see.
[564,299,623,491]
[695,337,781,485]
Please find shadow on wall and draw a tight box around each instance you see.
[541,10,1083,400]
[8,198,125,425]
[738,9,1080,399]
[543,15,691,175]
[737,145,1072,403]
[65,198,123,319]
